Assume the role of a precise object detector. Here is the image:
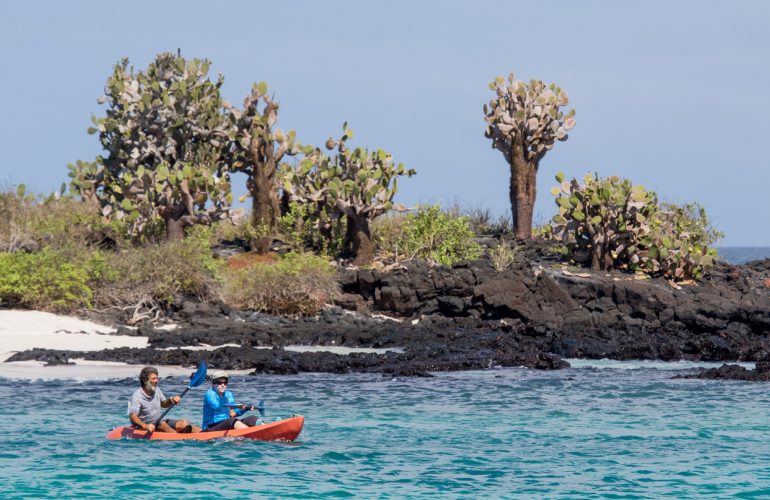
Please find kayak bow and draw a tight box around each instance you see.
[106,415,304,442]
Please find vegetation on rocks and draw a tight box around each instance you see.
[227,81,304,253]
[282,123,415,265]
[544,172,721,280]
[0,55,731,321]
[372,204,481,266]
[222,253,338,315]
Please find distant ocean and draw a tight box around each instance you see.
[716,247,770,265]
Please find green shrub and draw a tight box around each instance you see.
[0,249,93,312]
[545,172,658,271]
[489,239,518,271]
[222,253,338,315]
[0,186,127,253]
[375,204,482,266]
[371,212,408,261]
[95,228,223,308]
[642,202,722,280]
[276,201,346,257]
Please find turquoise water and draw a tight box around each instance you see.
[3,363,770,498]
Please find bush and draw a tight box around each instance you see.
[222,253,338,315]
[374,204,481,266]
[461,206,512,236]
[489,239,518,271]
[371,212,408,261]
[94,226,223,308]
[0,186,123,253]
[642,202,722,280]
[0,249,94,312]
[545,172,721,280]
[545,173,658,271]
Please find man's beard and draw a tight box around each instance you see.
[144,382,156,394]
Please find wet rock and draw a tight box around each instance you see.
[676,363,770,381]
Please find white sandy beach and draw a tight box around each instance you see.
[0,310,402,380]
[0,310,153,380]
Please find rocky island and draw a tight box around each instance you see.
[9,240,770,380]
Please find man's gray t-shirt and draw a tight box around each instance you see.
[128,387,165,425]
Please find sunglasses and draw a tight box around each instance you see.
[213,379,228,385]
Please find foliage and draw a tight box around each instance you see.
[462,206,513,237]
[545,172,658,271]
[375,204,482,266]
[282,123,415,264]
[82,51,234,239]
[94,226,223,308]
[483,72,576,239]
[544,173,721,280]
[371,212,408,261]
[0,186,121,253]
[222,253,338,315]
[275,202,345,256]
[0,249,94,312]
[484,73,576,160]
[489,239,518,272]
[226,81,303,252]
[644,202,723,280]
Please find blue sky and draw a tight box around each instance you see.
[1,1,768,245]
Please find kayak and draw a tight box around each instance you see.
[105,415,304,442]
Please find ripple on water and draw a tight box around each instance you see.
[2,366,770,497]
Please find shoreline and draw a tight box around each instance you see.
[0,309,404,380]
[3,246,770,381]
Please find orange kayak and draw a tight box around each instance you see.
[105,415,304,442]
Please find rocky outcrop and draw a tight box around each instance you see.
[7,239,770,377]
[337,241,770,366]
[676,361,770,381]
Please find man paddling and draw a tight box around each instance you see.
[128,366,201,433]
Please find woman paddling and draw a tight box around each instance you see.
[202,370,260,431]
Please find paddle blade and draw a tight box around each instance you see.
[257,400,265,417]
[189,362,208,388]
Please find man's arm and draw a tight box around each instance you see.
[160,395,181,408]
[129,413,155,432]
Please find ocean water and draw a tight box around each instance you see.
[717,246,770,265]
[3,364,770,498]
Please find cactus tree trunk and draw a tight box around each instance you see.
[163,206,187,241]
[249,136,281,254]
[509,138,538,240]
[590,231,614,271]
[346,213,373,266]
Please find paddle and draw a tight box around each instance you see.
[152,361,208,428]
[225,399,266,417]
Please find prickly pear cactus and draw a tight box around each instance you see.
[545,172,657,271]
[545,173,721,280]
[225,81,303,253]
[89,52,234,239]
[483,72,576,240]
[644,203,722,280]
[484,73,576,161]
[282,123,415,264]
[67,159,101,204]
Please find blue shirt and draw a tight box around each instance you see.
[202,388,245,430]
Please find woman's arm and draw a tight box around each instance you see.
[226,392,245,416]
[204,390,223,410]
